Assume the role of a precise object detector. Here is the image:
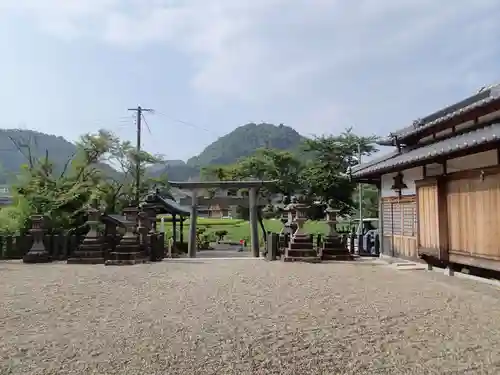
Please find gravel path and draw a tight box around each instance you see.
[1,259,500,375]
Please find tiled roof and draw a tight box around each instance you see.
[352,123,500,178]
[350,150,399,174]
[156,196,191,216]
[386,83,500,142]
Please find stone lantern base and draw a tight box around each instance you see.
[23,250,51,263]
[283,232,321,263]
[67,239,106,264]
[320,234,353,261]
[105,235,147,266]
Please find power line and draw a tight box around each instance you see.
[141,113,152,135]
[153,110,220,138]
[128,106,154,204]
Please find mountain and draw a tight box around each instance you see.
[0,129,119,184]
[0,123,306,184]
[187,123,305,167]
[0,129,77,184]
[150,122,306,181]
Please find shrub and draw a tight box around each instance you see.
[215,229,228,243]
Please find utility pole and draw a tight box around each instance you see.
[128,106,153,204]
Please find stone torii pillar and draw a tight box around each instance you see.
[248,187,260,257]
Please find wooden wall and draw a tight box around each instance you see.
[381,196,418,259]
[411,165,500,271]
[446,171,500,269]
[416,182,440,258]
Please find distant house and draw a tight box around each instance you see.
[351,83,500,272]
[0,185,12,206]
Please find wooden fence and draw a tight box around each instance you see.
[0,233,168,261]
[0,234,85,260]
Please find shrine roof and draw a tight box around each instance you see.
[351,122,500,178]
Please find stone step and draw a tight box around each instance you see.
[323,240,344,247]
[72,251,104,257]
[67,257,105,265]
[283,256,321,263]
[289,242,314,250]
[321,253,353,261]
[286,249,319,258]
[104,258,148,266]
[321,248,350,255]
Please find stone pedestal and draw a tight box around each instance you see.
[320,203,352,261]
[283,202,320,263]
[68,199,106,264]
[23,215,51,263]
[137,210,150,258]
[142,202,162,260]
[105,206,146,266]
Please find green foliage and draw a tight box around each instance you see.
[353,184,379,218]
[233,148,302,197]
[199,128,379,219]
[215,229,228,242]
[299,128,377,214]
[0,129,120,185]
[1,128,168,235]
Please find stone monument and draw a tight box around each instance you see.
[320,200,353,260]
[68,198,106,264]
[105,205,146,266]
[23,214,50,263]
[283,198,321,263]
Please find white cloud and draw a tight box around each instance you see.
[2,0,500,134]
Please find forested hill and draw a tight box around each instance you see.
[186,123,305,167]
[0,129,78,184]
[0,123,306,183]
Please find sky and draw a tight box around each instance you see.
[0,0,499,162]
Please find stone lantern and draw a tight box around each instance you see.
[292,201,309,236]
[23,214,50,263]
[67,198,105,264]
[286,197,298,234]
[325,200,340,237]
[283,198,320,263]
[105,204,145,265]
[279,206,288,233]
[320,200,352,261]
[137,210,150,257]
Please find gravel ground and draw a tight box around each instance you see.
[1,259,500,375]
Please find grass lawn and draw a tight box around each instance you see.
[160,217,354,245]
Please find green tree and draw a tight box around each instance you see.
[78,129,168,213]
[299,128,377,214]
[352,184,379,218]
[2,128,168,235]
[233,148,302,199]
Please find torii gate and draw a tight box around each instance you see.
[168,180,276,258]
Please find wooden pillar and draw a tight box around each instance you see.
[172,214,177,245]
[376,180,384,255]
[249,187,260,258]
[180,217,184,243]
[437,177,449,261]
[188,191,198,258]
